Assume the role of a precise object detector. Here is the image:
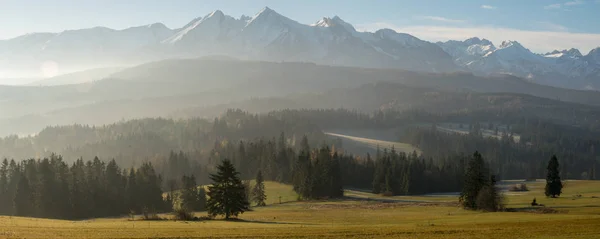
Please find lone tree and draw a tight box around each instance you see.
[545,155,563,198]
[460,151,488,210]
[252,170,267,206]
[207,159,249,219]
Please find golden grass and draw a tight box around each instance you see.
[1,180,599,239]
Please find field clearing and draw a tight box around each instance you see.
[1,180,599,238]
[434,123,521,143]
[325,130,420,155]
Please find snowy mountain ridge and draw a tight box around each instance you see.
[1,7,598,89]
[437,38,600,89]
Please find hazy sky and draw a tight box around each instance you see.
[0,0,599,53]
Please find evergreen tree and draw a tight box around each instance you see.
[125,168,138,212]
[179,175,199,211]
[545,155,563,198]
[460,151,488,210]
[207,159,249,219]
[329,152,344,198]
[14,173,33,216]
[0,159,8,214]
[242,180,251,204]
[292,149,312,199]
[105,159,124,215]
[0,155,169,219]
[69,159,88,219]
[196,187,207,211]
[252,170,267,206]
[135,162,164,212]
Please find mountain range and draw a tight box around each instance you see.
[1,7,599,90]
[437,38,600,89]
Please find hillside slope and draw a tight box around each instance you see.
[2,59,600,136]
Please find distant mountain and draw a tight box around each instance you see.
[0,7,456,80]
[1,7,598,89]
[438,38,600,89]
[162,7,456,72]
[3,58,600,136]
[26,67,123,86]
[0,23,173,79]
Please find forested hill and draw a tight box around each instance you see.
[176,82,600,130]
[1,108,598,181]
[3,59,600,136]
[0,110,327,166]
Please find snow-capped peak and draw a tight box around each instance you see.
[543,48,583,58]
[240,15,252,22]
[372,28,426,48]
[330,16,356,32]
[162,9,242,44]
[207,10,225,19]
[248,7,279,23]
[313,17,334,27]
[463,37,493,46]
[565,48,583,57]
[499,40,524,49]
[586,47,600,64]
[312,16,356,33]
[244,6,301,30]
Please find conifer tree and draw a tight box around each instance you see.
[196,187,207,211]
[292,150,312,199]
[0,159,8,214]
[14,173,33,216]
[460,151,488,209]
[207,159,249,219]
[545,155,563,198]
[125,168,138,212]
[252,170,267,206]
[179,175,199,211]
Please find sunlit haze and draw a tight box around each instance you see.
[0,2,599,238]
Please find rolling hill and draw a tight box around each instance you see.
[2,58,600,136]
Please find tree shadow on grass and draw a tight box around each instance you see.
[224,218,315,225]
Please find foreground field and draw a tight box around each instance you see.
[1,181,599,239]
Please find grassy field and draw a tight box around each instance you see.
[1,180,599,238]
[325,130,420,155]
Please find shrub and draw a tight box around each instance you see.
[172,207,195,221]
[476,186,504,212]
[508,184,529,192]
[141,207,163,221]
[381,191,394,197]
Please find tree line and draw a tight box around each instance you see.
[1,108,597,183]
[459,151,565,212]
[401,126,598,181]
[0,155,165,219]
[209,134,464,197]
[0,109,329,167]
